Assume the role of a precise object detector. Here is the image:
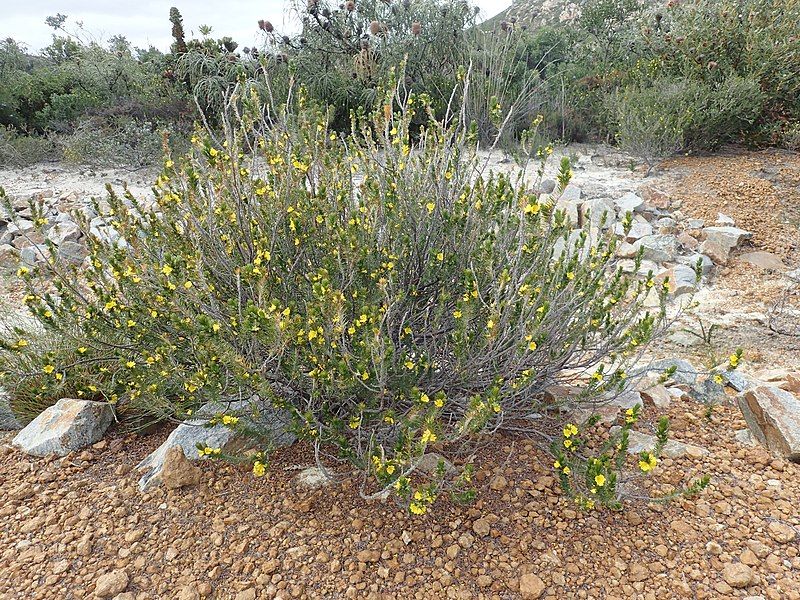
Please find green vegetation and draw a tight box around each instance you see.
[1,0,798,167]
[0,65,714,509]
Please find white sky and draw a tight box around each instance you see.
[0,0,512,54]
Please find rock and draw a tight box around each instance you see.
[112,593,136,600]
[518,573,546,598]
[699,226,752,265]
[721,563,754,589]
[720,368,758,392]
[612,428,709,459]
[737,386,800,461]
[638,185,671,210]
[690,379,728,405]
[489,475,508,491]
[160,446,202,490]
[734,429,757,447]
[136,397,295,490]
[413,452,456,475]
[234,589,256,600]
[539,179,556,194]
[472,518,491,537]
[0,389,21,430]
[614,218,653,242]
[632,235,678,263]
[554,196,581,224]
[740,251,786,272]
[294,466,331,489]
[640,385,672,409]
[614,192,644,213]
[676,253,713,275]
[559,183,582,202]
[676,232,699,250]
[46,221,81,246]
[639,359,698,385]
[57,241,87,264]
[699,239,732,265]
[581,198,615,229]
[655,216,677,233]
[787,373,800,394]
[767,521,797,544]
[94,570,129,598]
[0,243,17,270]
[12,398,114,457]
[716,212,735,226]
[704,226,752,247]
[656,264,698,296]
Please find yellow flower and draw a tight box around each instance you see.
[553,460,561,469]
[453,310,462,319]
[426,202,435,213]
[562,466,571,474]
[524,202,540,215]
[404,360,415,370]
[409,502,427,515]
[183,281,192,289]
[15,339,28,348]
[563,439,572,448]
[222,415,239,426]
[253,461,266,477]
[639,453,658,473]
[729,354,739,368]
[436,252,444,261]
[125,361,136,368]
[594,474,606,487]
[566,271,575,280]
[487,319,495,329]
[383,415,395,425]
[386,465,395,475]
[421,429,437,444]
[161,265,173,276]
[43,365,55,374]
[419,393,430,404]
[528,341,537,351]
[434,398,444,408]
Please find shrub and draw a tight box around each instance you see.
[0,126,56,166]
[257,0,477,128]
[59,116,167,167]
[607,76,764,171]
[1,72,706,511]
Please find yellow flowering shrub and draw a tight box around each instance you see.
[1,73,677,511]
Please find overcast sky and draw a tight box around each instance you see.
[1,0,512,54]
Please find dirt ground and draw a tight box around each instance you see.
[653,147,800,372]
[1,148,800,600]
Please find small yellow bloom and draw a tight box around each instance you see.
[594,474,606,487]
[253,461,266,477]
[409,502,427,515]
[43,365,55,374]
[426,202,435,213]
[419,393,430,404]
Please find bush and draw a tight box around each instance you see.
[607,76,764,170]
[2,72,709,511]
[59,116,167,167]
[0,126,56,166]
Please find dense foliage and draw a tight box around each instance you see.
[2,0,798,168]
